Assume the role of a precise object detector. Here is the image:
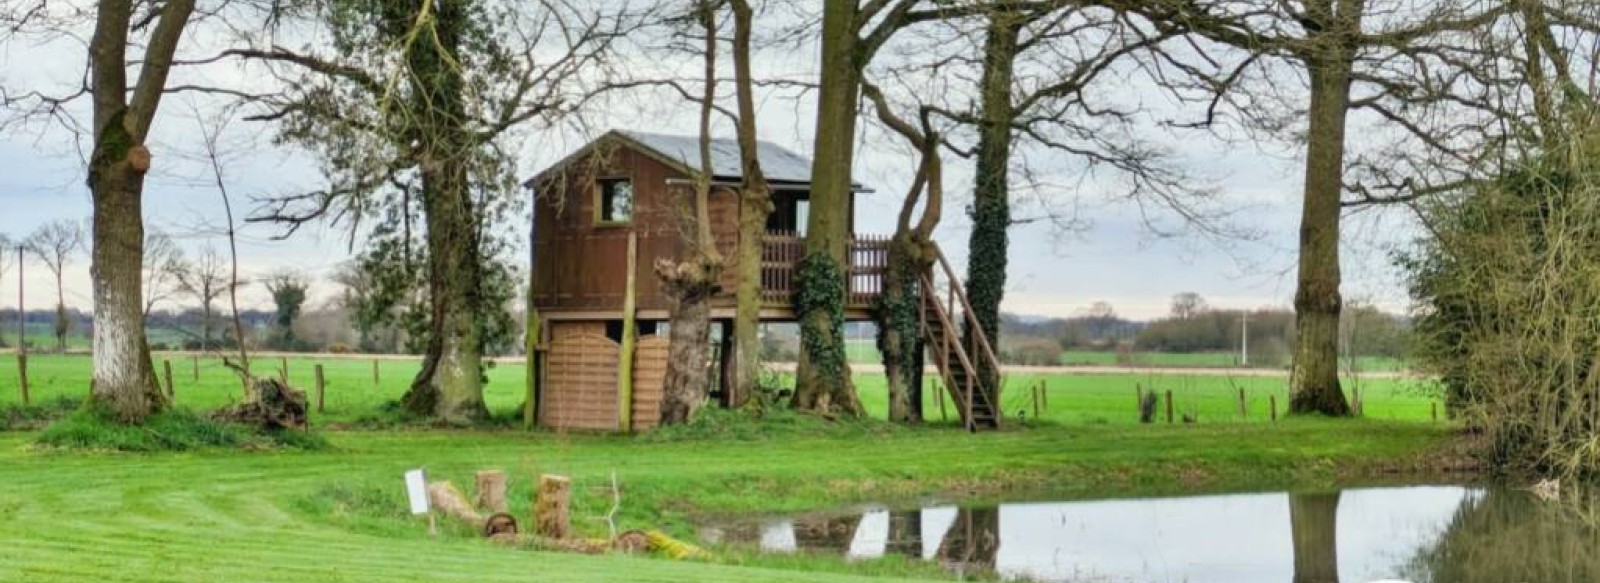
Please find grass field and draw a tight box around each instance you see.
[840,338,1410,372]
[0,353,1456,582]
[0,354,1440,427]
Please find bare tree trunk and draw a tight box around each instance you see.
[1289,20,1355,417]
[86,0,196,422]
[53,281,67,353]
[89,145,166,420]
[793,0,863,417]
[1289,491,1341,583]
[658,0,723,425]
[729,0,771,409]
[964,14,1020,398]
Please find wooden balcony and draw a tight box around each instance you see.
[760,231,889,311]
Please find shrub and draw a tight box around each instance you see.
[1403,115,1600,479]
[36,406,327,452]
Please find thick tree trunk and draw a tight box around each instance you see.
[660,274,715,424]
[793,0,863,417]
[397,0,487,424]
[876,235,930,423]
[88,122,165,421]
[964,15,1020,399]
[729,0,770,409]
[401,168,487,424]
[1289,45,1354,417]
[1289,491,1341,583]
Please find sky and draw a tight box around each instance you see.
[0,3,1421,322]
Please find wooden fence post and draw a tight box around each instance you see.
[16,245,27,406]
[1431,401,1438,423]
[1165,390,1174,424]
[1040,380,1048,411]
[1238,388,1247,419]
[617,231,638,433]
[17,353,28,406]
[372,359,380,388]
[1270,395,1278,423]
[314,364,326,413]
[535,474,571,539]
[163,359,175,398]
[1031,383,1041,419]
[192,354,200,382]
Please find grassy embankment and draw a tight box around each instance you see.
[0,354,1459,582]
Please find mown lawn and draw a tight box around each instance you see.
[0,417,1458,583]
[0,354,1457,582]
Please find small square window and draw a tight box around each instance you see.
[599,178,633,223]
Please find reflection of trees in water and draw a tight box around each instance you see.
[792,514,862,553]
[936,508,1000,574]
[1290,492,1341,583]
[885,510,923,558]
[1404,489,1600,583]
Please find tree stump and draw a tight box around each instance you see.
[211,377,308,431]
[475,470,509,514]
[535,474,571,540]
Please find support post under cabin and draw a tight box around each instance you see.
[616,231,638,432]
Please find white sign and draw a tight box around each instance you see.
[404,469,430,515]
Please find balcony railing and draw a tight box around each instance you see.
[760,231,889,309]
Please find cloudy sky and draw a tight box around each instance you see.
[0,3,1419,322]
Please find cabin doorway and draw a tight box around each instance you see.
[766,190,810,236]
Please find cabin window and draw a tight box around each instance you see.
[597,178,634,224]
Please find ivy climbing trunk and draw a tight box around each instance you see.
[1288,2,1357,417]
[792,0,863,417]
[877,235,930,423]
[397,0,487,424]
[963,14,1020,399]
[729,0,770,409]
[86,0,196,422]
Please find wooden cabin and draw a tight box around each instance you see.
[525,130,887,431]
[526,130,1004,433]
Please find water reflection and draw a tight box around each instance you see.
[701,485,1576,583]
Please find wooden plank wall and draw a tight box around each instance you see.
[630,334,670,430]
[540,322,620,430]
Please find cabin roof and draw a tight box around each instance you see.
[527,129,867,190]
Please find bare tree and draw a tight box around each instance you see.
[1170,293,1208,319]
[27,221,84,353]
[222,0,640,423]
[142,231,185,317]
[175,246,228,351]
[1119,0,1509,415]
[658,0,725,425]
[3,0,199,420]
[727,0,774,409]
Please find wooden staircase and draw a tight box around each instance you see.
[920,245,1002,431]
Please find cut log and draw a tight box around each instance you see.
[475,470,509,513]
[428,481,483,525]
[484,512,518,538]
[535,474,571,540]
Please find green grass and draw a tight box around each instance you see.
[0,417,1458,583]
[0,353,1459,581]
[0,354,1441,427]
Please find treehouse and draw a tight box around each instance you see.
[525,130,1001,432]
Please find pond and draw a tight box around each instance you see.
[698,485,1600,583]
